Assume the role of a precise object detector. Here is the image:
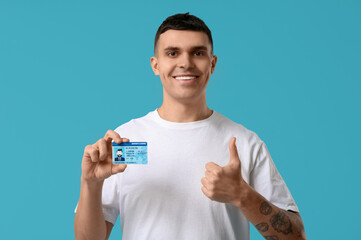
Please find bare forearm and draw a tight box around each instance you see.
[74,179,107,240]
[235,182,306,240]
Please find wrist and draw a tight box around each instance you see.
[233,180,251,209]
[81,176,104,190]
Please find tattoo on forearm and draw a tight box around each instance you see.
[270,211,293,234]
[265,236,279,240]
[256,222,269,232]
[260,201,272,215]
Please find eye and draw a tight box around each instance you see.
[168,51,177,57]
[194,51,204,56]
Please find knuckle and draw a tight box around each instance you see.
[214,170,222,178]
[105,129,114,138]
[202,178,208,185]
[89,146,98,155]
[208,177,215,184]
[84,145,92,152]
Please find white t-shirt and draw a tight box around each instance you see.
[76,109,298,240]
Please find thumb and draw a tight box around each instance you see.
[227,137,241,167]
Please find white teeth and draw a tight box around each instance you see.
[175,76,197,80]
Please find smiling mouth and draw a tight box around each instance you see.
[173,75,199,80]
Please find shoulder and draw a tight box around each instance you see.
[213,111,265,170]
[214,111,263,146]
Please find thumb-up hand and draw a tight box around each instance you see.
[201,137,246,206]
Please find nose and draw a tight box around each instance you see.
[177,53,194,69]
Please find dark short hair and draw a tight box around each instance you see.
[154,12,213,55]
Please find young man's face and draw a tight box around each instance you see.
[151,30,217,103]
[117,150,123,157]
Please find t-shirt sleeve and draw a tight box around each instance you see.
[73,174,120,225]
[249,141,299,212]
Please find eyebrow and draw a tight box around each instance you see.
[163,46,209,52]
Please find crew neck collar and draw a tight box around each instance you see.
[150,108,218,129]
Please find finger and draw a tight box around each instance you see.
[122,138,130,142]
[112,164,127,174]
[227,137,240,166]
[88,145,100,163]
[104,130,122,144]
[205,162,222,173]
[83,145,92,160]
[201,186,214,200]
[205,170,216,182]
[97,138,108,161]
[201,177,213,190]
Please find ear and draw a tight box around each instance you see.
[210,55,217,74]
[150,56,160,76]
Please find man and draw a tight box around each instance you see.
[115,149,125,162]
[74,13,306,240]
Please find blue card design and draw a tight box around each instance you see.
[112,142,148,164]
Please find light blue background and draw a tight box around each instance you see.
[1,0,360,239]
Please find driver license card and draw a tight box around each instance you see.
[112,142,148,164]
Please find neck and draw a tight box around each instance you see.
[157,94,213,123]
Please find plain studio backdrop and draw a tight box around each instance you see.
[0,0,360,239]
